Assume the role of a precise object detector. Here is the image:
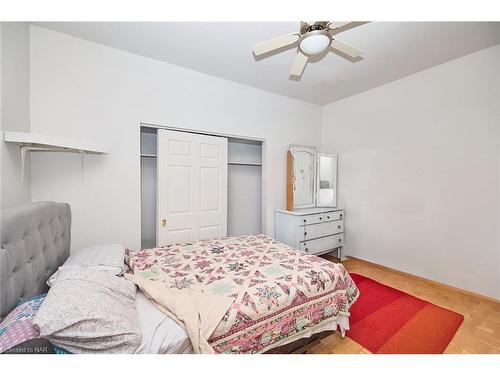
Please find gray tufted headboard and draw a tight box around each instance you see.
[0,202,71,320]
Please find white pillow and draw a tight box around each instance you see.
[34,267,141,353]
[47,243,125,287]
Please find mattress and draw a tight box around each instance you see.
[126,234,359,354]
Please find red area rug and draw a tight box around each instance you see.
[346,273,464,354]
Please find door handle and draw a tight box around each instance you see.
[161,219,167,227]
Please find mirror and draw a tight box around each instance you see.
[286,146,337,210]
[317,154,337,207]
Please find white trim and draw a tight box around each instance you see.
[140,122,265,143]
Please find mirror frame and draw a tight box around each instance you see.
[286,146,338,211]
[289,145,317,210]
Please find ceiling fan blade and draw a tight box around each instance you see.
[328,21,352,30]
[328,21,368,35]
[289,51,308,79]
[330,39,364,58]
[253,33,300,56]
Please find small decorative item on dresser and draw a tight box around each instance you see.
[275,207,344,261]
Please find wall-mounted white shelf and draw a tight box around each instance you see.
[3,131,109,182]
[3,131,108,153]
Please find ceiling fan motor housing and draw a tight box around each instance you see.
[307,24,325,32]
[300,21,329,35]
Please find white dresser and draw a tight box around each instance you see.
[275,208,344,259]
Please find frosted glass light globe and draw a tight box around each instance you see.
[299,33,331,56]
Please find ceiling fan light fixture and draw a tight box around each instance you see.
[299,30,331,56]
[252,21,365,80]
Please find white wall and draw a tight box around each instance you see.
[0,22,31,208]
[321,45,500,299]
[29,26,321,251]
[21,24,500,299]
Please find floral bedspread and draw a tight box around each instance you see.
[125,234,359,353]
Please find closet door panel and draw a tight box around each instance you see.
[168,228,192,244]
[198,137,227,235]
[200,142,221,159]
[200,225,221,240]
[168,166,193,214]
[200,167,220,212]
[157,130,227,246]
[168,139,192,156]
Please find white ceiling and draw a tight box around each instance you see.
[34,22,500,105]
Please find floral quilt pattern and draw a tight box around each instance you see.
[126,234,359,353]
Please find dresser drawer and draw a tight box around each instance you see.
[299,234,344,255]
[301,220,344,240]
[299,213,325,226]
[323,211,343,222]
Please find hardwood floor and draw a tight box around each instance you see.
[307,256,500,354]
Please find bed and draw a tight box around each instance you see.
[0,202,359,354]
[126,234,359,353]
[0,202,190,354]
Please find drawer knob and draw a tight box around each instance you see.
[326,216,330,219]
[304,232,307,236]
[340,214,343,219]
[339,238,342,242]
[303,219,306,223]
[319,217,323,220]
[338,225,341,229]
[305,248,309,252]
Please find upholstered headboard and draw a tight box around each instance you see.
[0,202,71,320]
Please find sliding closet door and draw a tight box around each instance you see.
[157,130,228,246]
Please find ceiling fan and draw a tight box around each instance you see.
[253,21,366,80]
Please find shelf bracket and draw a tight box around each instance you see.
[20,147,27,183]
[18,146,89,183]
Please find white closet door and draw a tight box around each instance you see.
[157,130,228,246]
